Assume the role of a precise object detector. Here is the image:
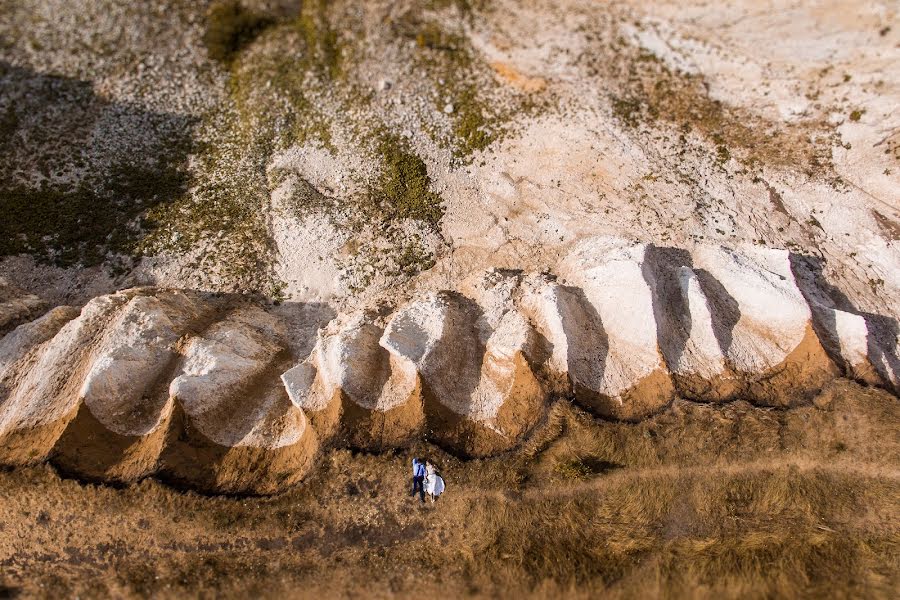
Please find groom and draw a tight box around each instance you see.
[410,457,426,503]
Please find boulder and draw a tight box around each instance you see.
[52,292,207,482]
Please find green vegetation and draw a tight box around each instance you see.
[292,0,345,82]
[138,110,272,289]
[449,85,496,158]
[849,109,864,122]
[198,2,452,289]
[136,0,356,289]
[203,1,275,65]
[0,63,194,268]
[0,162,189,267]
[3,0,511,287]
[371,135,444,226]
[393,238,437,276]
[396,12,534,160]
[225,0,347,152]
[611,96,643,128]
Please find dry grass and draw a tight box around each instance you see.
[0,379,898,598]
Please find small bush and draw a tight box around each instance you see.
[204,1,275,65]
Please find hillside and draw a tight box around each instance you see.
[0,1,898,597]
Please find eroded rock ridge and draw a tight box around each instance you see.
[1,238,897,493]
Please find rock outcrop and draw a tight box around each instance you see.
[0,277,46,336]
[556,238,674,420]
[1,238,897,492]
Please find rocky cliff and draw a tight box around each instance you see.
[2,238,896,493]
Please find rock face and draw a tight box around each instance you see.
[1,239,897,493]
[556,238,674,420]
[0,277,46,336]
[656,245,840,405]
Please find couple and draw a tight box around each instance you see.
[410,457,445,503]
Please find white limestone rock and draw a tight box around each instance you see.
[282,310,422,447]
[692,245,811,372]
[556,237,673,419]
[0,292,134,462]
[669,266,727,379]
[79,293,201,437]
[0,306,80,377]
[171,306,305,449]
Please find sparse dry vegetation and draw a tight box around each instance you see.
[604,45,839,177]
[0,62,194,268]
[392,8,540,160]
[1,380,897,598]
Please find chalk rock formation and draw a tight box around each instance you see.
[556,238,674,420]
[53,291,208,482]
[0,240,896,492]
[375,285,543,455]
[0,289,319,494]
[790,256,900,392]
[165,306,316,494]
[688,245,839,405]
[0,277,46,336]
[282,310,422,450]
[0,292,132,467]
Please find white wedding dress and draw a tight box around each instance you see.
[425,471,445,498]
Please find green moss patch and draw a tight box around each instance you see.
[371,135,444,226]
[0,163,190,267]
[0,62,194,268]
[137,109,272,290]
[394,11,537,161]
[604,44,838,176]
[224,0,351,153]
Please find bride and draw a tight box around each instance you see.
[424,461,445,503]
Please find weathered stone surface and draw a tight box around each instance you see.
[0,241,894,492]
[557,237,674,419]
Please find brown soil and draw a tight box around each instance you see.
[52,400,172,482]
[158,402,318,496]
[1,379,898,599]
[674,324,840,407]
[576,366,675,422]
[337,383,424,451]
